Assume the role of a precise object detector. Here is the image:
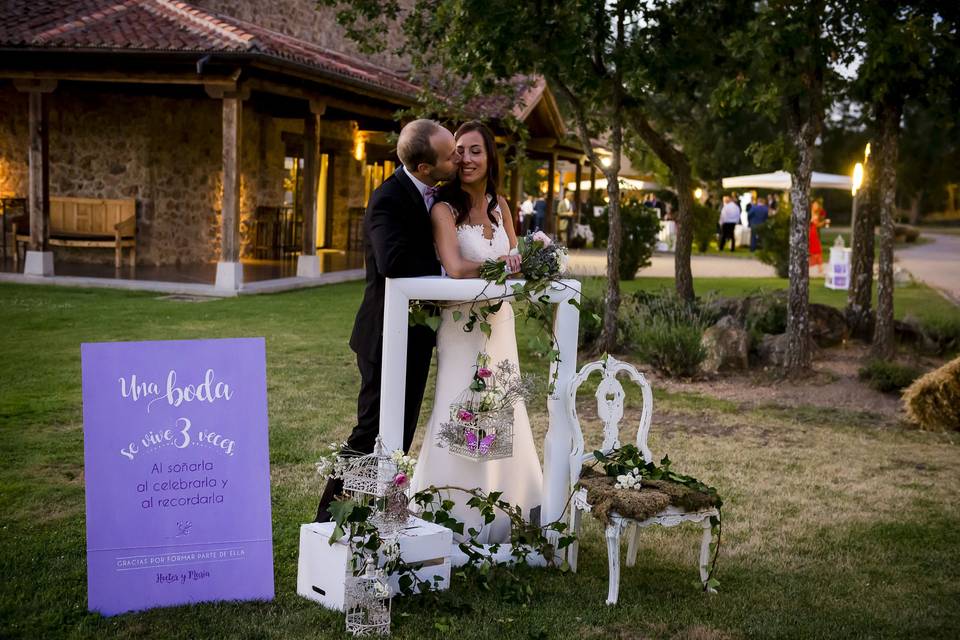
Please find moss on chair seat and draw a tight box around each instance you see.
[577,467,720,525]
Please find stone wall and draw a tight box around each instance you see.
[0,84,28,198]
[0,81,358,266]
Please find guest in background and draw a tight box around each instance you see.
[718,195,741,252]
[809,199,830,275]
[519,193,535,234]
[747,196,769,252]
[532,195,547,232]
[557,192,574,241]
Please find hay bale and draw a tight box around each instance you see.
[902,356,960,431]
[578,468,719,525]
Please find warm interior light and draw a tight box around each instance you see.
[353,138,365,162]
[600,157,612,168]
[694,188,703,200]
[852,162,864,196]
[864,143,871,161]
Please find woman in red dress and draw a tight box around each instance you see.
[809,200,829,275]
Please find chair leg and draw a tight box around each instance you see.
[568,507,582,573]
[699,518,716,594]
[605,522,621,606]
[625,522,639,568]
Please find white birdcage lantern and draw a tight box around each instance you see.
[340,438,410,538]
[341,438,396,499]
[825,235,851,290]
[443,391,515,461]
[345,559,391,637]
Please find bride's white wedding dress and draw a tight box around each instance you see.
[412,200,543,544]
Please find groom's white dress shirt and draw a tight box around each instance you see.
[403,166,436,212]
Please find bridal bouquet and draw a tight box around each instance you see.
[437,352,532,461]
[479,230,569,285]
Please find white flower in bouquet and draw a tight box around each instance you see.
[554,247,569,275]
[532,230,553,247]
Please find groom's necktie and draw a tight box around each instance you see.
[424,185,440,212]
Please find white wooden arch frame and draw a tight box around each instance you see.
[380,276,581,530]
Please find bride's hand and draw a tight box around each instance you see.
[499,254,522,275]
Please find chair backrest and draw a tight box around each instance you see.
[566,355,653,490]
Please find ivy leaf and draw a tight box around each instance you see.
[452,310,463,321]
[425,315,441,332]
[479,322,492,338]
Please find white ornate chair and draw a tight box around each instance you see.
[565,355,719,605]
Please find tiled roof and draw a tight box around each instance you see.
[0,0,419,98]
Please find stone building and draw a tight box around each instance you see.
[0,0,582,292]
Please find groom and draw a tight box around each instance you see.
[315,119,461,522]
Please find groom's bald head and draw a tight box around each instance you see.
[398,119,459,183]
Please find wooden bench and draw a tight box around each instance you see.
[13,197,136,268]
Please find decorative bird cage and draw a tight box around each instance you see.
[345,559,391,637]
[341,438,397,500]
[437,387,515,462]
[340,438,410,538]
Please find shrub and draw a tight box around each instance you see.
[756,203,792,278]
[902,356,960,431]
[617,200,661,280]
[692,202,718,253]
[577,293,605,351]
[858,360,923,393]
[619,291,710,377]
[919,315,960,356]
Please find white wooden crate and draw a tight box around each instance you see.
[296,518,453,611]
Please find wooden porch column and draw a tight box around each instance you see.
[214,92,243,290]
[544,152,557,236]
[297,100,326,278]
[16,80,56,276]
[574,160,583,224]
[589,162,597,205]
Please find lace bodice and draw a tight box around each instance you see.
[453,198,511,263]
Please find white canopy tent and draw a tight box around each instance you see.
[721,170,852,191]
[566,176,663,192]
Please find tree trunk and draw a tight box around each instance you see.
[906,192,922,225]
[672,167,695,301]
[599,171,622,352]
[785,130,815,373]
[846,163,877,340]
[628,109,695,301]
[871,100,902,360]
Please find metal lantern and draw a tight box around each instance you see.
[340,437,410,538]
[341,437,396,500]
[438,388,515,462]
[345,559,391,636]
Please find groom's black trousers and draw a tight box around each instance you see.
[315,332,434,522]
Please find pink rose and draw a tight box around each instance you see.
[392,472,407,487]
[532,230,553,247]
[457,409,475,422]
[477,367,492,378]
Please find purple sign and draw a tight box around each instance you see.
[81,338,274,616]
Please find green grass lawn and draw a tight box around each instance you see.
[1,280,959,639]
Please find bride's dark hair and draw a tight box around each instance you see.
[436,121,501,227]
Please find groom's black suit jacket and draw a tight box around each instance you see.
[349,167,441,361]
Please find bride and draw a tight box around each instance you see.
[411,121,543,543]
